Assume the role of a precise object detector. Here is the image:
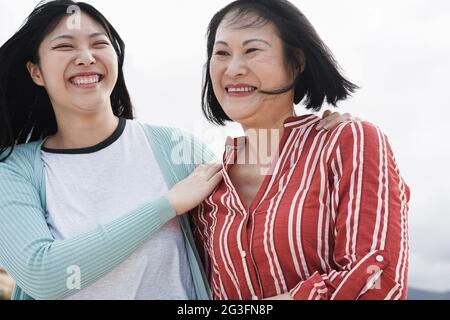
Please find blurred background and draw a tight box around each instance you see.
[1,0,449,300]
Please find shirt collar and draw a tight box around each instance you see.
[283,114,320,129]
[224,114,320,148]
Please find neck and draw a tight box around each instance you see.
[44,110,120,150]
[240,108,296,166]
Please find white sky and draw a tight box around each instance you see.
[1,0,449,292]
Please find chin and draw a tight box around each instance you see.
[223,104,259,122]
[72,101,108,113]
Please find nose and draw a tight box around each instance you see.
[75,48,96,66]
[225,54,248,78]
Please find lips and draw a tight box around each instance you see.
[225,84,257,97]
[225,84,257,93]
[69,72,104,87]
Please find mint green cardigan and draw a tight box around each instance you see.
[0,123,215,300]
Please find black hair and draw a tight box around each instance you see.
[201,0,359,125]
[0,0,133,162]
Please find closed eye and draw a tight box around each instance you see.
[52,44,74,50]
[214,50,230,56]
[246,48,260,54]
[93,41,110,47]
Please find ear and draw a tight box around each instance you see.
[295,49,306,75]
[26,61,45,87]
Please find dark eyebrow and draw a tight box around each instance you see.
[214,39,272,47]
[215,41,229,47]
[50,32,108,42]
[243,39,271,47]
[89,32,109,39]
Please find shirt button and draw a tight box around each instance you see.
[376,255,384,263]
[241,251,247,258]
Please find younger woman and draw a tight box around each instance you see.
[0,0,222,300]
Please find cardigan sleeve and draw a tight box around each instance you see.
[289,121,410,300]
[0,159,176,300]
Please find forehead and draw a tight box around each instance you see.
[215,12,280,41]
[45,12,106,39]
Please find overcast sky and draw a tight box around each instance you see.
[1,0,449,292]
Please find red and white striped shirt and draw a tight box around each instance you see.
[191,114,410,300]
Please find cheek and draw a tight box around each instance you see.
[101,51,118,74]
[209,62,221,84]
[97,52,119,90]
[253,55,291,84]
[40,60,68,90]
[209,61,224,97]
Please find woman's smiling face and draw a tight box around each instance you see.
[210,13,298,127]
[27,12,118,116]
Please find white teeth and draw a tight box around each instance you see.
[227,87,256,93]
[71,75,101,86]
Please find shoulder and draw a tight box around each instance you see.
[138,121,196,145]
[318,120,391,163]
[0,141,40,172]
[138,121,217,162]
[330,120,386,150]
[0,141,41,184]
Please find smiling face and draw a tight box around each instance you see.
[27,12,118,117]
[210,13,298,128]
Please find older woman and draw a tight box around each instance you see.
[191,0,410,300]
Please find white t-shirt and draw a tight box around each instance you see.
[40,117,194,300]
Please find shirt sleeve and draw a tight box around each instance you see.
[289,121,410,300]
[0,161,176,300]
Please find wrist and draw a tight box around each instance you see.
[165,190,181,216]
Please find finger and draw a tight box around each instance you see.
[343,113,356,123]
[198,162,219,171]
[322,110,332,119]
[192,165,205,177]
[342,113,352,121]
[318,112,340,130]
[205,163,223,176]
[208,170,224,185]
[324,112,356,130]
[317,111,339,129]
[329,112,343,120]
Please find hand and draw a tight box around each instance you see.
[264,293,294,300]
[316,110,362,131]
[0,272,14,300]
[165,163,223,216]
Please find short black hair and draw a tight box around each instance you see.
[201,0,359,126]
[0,0,133,162]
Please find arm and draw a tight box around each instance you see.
[0,157,221,300]
[288,121,410,300]
[0,165,176,300]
